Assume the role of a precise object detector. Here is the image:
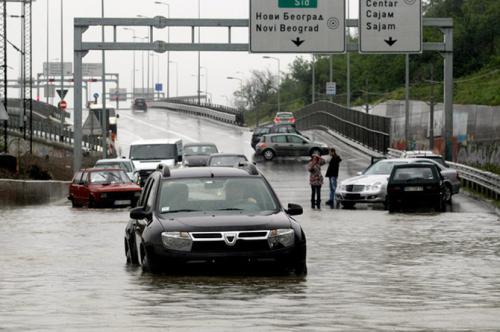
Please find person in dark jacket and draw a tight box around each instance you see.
[325,148,342,209]
[307,154,326,209]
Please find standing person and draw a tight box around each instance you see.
[325,148,342,209]
[308,154,326,209]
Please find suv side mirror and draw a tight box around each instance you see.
[286,203,303,216]
[130,206,147,220]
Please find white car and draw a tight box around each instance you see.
[336,158,459,209]
[95,158,138,183]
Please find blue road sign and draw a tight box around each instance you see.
[93,93,99,99]
[155,83,163,92]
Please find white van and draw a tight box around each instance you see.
[129,139,183,185]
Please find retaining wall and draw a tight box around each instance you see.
[0,179,70,206]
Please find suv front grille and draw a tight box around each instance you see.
[189,230,272,252]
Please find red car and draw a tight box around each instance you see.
[68,168,142,208]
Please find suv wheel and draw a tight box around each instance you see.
[263,149,275,161]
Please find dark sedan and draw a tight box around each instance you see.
[182,142,219,167]
[132,98,148,112]
[68,168,142,208]
[387,163,446,212]
[124,165,307,275]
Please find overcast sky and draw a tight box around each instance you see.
[5,0,360,106]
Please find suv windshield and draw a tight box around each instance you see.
[158,177,279,214]
[130,144,177,160]
[364,161,408,175]
[90,170,131,184]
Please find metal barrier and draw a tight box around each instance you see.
[295,101,391,153]
[6,112,102,152]
[151,100,245,126]
[387,148,500,200]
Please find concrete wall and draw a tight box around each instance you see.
[371,100,500,165]
[0,179,70,206]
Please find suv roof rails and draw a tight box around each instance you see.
[156,163,171,177]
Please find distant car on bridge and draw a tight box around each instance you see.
[251,124,305,150]
[273,112,296,125]
[255,133,328,161]
[68,168,141,208]
[132,98,148,112]
[401,150,448,167]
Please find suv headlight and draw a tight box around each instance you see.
[268,229,295,248]
[339,184,347,191]
[161,232,192,251]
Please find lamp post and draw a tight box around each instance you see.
[136,15,150,99]
[150,53,159,99]
[169,60,178,97]
[123,28,136,98]
[154,1,170,99]
[45,0,49,103]
[197,0,200,104]
[101,0,107,158]
[134,35,148,98]
[262,56,280,113]
[200,66,208,100]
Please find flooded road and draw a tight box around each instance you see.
[1,109,499,331]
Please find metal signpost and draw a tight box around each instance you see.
[250,0,345,53]
[326,82,336,96]
[359,0,422,53]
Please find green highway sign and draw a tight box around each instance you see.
[278,0,318,8]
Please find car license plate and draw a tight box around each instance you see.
[114,200,131,205]
[404,186,424,192]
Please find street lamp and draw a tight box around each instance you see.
[150,53,160,99]
[136,15,150,98]
[263,56,281,113]
[200,66,208,99]
[169,60,179,97]
[134,36,148,97]
[123,27,136,97]
[154,1,170,99]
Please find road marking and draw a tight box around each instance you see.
[120,113,197,142]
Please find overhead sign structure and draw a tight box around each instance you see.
[82,63,103,77]
[250,0,345,53]
[43,62,73,77]
[359,0,422,53]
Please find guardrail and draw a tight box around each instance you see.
[295,101,391,153]
[387,148,500,200]
[150,100,245,126]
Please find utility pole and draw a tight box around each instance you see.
[404,54,410,151]
[197,0,201,105]
[429,64,435,150]
[329,54,333,102]
[59,0,64,141]
[101,0,107,158]
[45,0,49,104]
[2,0,7,153]
[311,54,315,104]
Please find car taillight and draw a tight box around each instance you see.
[290,117,296,124]
[257,143,268,149]
[274,117,280,123]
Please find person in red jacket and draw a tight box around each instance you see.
[308,153,326,209]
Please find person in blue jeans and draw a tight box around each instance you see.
[325,148,342,209]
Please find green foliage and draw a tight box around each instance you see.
[235,0,500,121]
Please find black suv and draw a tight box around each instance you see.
[132,98,148,112]
[124,164,307,275]
[251,124,304,150]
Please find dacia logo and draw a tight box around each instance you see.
[223,232,238,246]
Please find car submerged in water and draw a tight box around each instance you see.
[124,164,307,275]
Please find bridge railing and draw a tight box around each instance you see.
[388,148,500,200]
[150,99,245,126]
[295,101,391,153]
[5,112,102,152]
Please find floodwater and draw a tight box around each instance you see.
[1,203,499,331]
[1,109,499,330]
